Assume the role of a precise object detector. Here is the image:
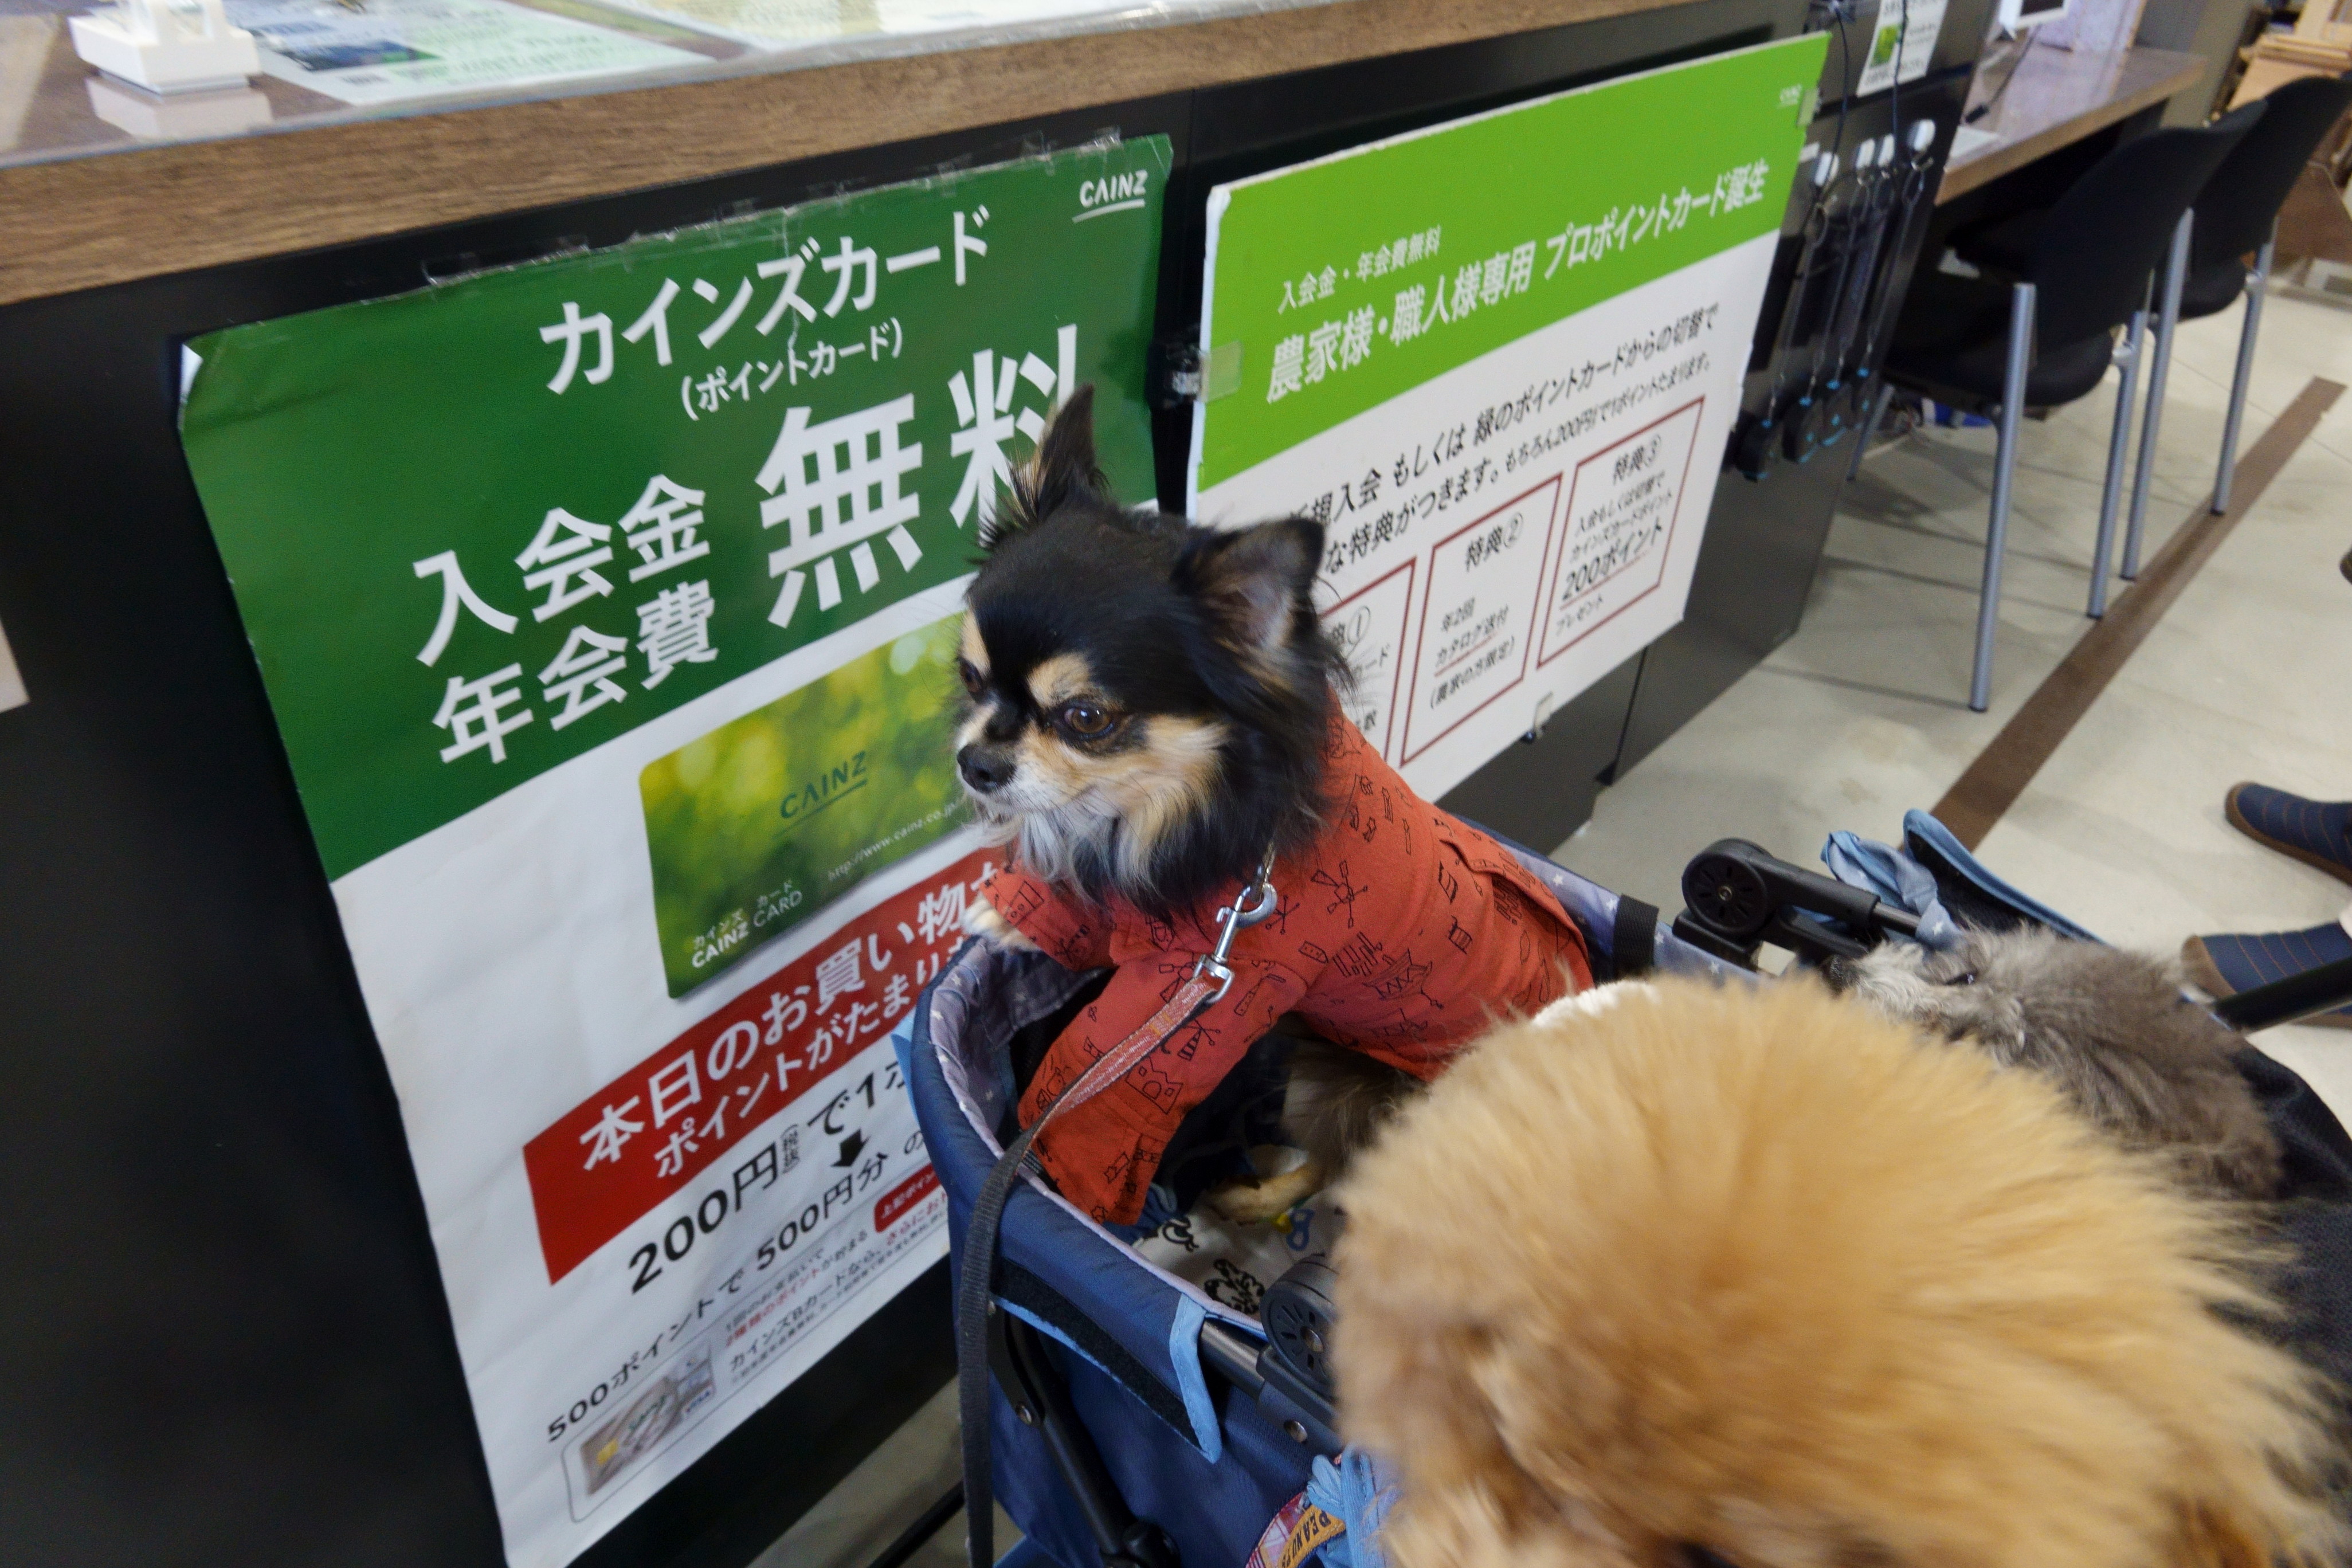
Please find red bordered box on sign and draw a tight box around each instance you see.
[1401,476,1562,765]
[1537,397,1704,668]
[522,848,993,1283]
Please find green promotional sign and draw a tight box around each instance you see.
[1196,37,1822,490]
[182,139,1168,881]
[177,143,1170,1568]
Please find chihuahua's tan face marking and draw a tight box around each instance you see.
[954,631,1121,774]
[1094,715,1225,880]
[954,614,1229,884]
[954,615,997,758]
[1026,652,1094,710]
[977,711,1229,885]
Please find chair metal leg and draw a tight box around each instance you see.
[2123,211,2193,581]
[2087,308,2145,619]
[1974,281,2036,714]
[1847,378,1896,483]
[2212,226,2273,515]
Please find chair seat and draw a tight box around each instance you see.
[1950,208,2044,279]
[2178,257,2251,320]
[1954,211,2250,320]
[1884,272,2117,413]
[1871,97,2272,712]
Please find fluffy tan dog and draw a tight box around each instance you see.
[1332,978,2340,1568]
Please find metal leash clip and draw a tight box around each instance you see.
[1193,849,1279,1002]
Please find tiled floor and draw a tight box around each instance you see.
[1553,287,2352,1107]
[773,288,2352,1568]
[750,1382,1013,1568]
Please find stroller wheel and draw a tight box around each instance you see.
[1681,841,1776,943]
[1262,1256,1339,1404]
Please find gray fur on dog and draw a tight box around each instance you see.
[1829,928,2282,1199]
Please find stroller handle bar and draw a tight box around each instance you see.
[1675,838,1920,969]
[1674,838,2352,1030]
[1198,1319,1265,1395]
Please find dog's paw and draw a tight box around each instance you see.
[963,898,1038,952]
[1206,1155,1328,1225]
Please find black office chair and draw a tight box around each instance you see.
[2168,73,2352,523]
[1883,101,2263,710]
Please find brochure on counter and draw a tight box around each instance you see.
[578,0,1164,53]
[225,0,705,105]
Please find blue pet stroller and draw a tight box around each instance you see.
[901,812,2352,1568]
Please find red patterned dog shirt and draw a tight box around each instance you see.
[982,718,1593,1224]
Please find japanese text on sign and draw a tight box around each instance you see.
[1264,165,1763,406]
[412,327,1077,776]
[523,849,993,1282]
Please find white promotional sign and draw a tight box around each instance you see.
[1198,254,1770,800]
[1186,37,1823,800]
[337,584,977,1563]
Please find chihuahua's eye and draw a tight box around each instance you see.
[1057,703,1115,739]
[957,659,986,698]
[1941,969,1978,987]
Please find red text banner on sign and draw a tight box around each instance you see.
[524,849,994,1281]
[873,1165,942,1233]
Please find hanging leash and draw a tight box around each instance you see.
[959,852,1277,1568]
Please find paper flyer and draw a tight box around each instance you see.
[1854,0,1947,97]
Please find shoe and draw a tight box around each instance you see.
[2183,922,2352,1029]
[2224,782,2352,887]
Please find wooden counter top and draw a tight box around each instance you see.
[1936,41,2203,203]
[0,0,1701,307]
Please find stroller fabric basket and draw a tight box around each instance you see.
[904,816,2352,1568]
[900,840,1726,1568]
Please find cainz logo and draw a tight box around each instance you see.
[1079,171,1151,210]
[780,750,868,825]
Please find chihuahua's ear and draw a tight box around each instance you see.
[988,385,1109,549]
[1173,516,1323,657]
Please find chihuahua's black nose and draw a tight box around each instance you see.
[958,744,1015,793]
